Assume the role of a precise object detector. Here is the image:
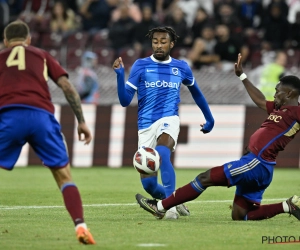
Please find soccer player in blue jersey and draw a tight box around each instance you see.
[0,21,95,244]
[112,26,215,219]
[135,53,300,221]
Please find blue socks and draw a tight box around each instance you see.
[140,145,176,199]
[155,145,176,197]
[141,176,166,199]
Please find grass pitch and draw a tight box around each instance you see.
[0,167,300,250]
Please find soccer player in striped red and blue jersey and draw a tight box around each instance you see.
[0,21,95,244]
[113,26,215,219]
[136,53,300,221]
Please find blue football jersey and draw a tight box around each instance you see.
[126,55,195,130]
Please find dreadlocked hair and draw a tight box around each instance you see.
[280,75,300,94]
[146,26,179,44]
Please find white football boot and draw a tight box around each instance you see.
[176,204,190,216]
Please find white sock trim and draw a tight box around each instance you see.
[157,200,166,212]
[75,223,87,231]
[282,201,289,213]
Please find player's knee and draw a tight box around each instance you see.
[231,204,247,221]
[197,171,211,187]
[231,211,245,221]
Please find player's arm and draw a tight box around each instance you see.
[112,57,136,107]
[235,53,267,111]
[187,82,214,134]
[183,62,214,133]
[57,76,85,123]
[57,76,92,144]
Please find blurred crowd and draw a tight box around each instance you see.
[1,0,300,72]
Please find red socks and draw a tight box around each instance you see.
[247,203,284,220]
[62,184,84,225]
[162,183,201,210]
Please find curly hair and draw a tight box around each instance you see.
[280,75,300,94]
[146,26,179,44]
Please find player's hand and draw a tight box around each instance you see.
[234,53,244,77]
[77,123,92,145]
[200,121,214,134]
[112,57,124,70]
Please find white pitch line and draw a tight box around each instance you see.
[0,198,287,210]
[137,243,166,247]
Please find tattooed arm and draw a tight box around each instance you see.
[57,76,92,144]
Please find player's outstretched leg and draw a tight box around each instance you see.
[135,166,228,219]
[160,166,228,213]
[50,165,96,244]
[136,177,206,219]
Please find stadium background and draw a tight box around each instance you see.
[1,0,300,168]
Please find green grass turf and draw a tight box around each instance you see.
[1,167,300,250]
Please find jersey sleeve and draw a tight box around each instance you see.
[266,101,275,114]
[126,60,142,90]
[181,61,195,86]
[44,51,68,82]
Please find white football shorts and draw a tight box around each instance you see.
[138,115,180,151]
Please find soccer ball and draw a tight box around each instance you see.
[133,147,161,175]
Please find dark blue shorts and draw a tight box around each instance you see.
[223,152,274,203]
[0,108,69,170]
